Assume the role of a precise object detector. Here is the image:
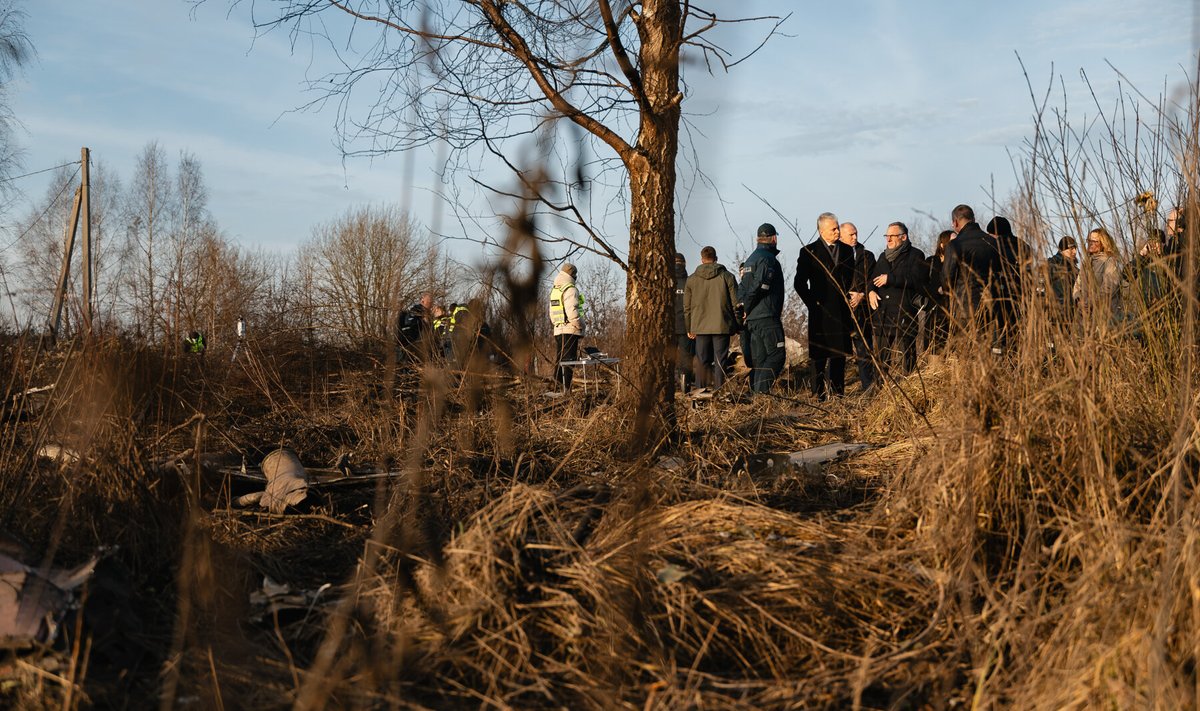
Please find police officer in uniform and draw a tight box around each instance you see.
[736,224,786,394]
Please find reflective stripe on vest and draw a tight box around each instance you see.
[549,284,584,326]
[449,305,469,332]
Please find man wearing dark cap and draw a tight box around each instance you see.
[736,223,786,393]
[794,212,855,400]
[1044,236,1079,324]
[673,252,695,390]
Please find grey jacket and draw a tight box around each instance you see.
[684,262,739,335]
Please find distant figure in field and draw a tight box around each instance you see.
[1074,227,1123,331]
[184,331,206,355]
[684,245,739,390]
[840,221,877,393]
[1044,236,1079,325]
[549,262,584,390]
[942,204,1002,347]
[924,230,954,353]
[673,252,695,390]
[737,223,786,394]
[794,212,854,400]
[867,222,927,375]
[397,291,434,363]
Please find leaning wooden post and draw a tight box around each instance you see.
[48,186,83,343]
[79,147,92,334]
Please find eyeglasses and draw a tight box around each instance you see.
[884,233,907,239]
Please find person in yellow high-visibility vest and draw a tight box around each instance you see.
[548,263,584,390]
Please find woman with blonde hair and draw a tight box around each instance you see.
[1073,226,1123,328]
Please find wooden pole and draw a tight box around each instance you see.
[80,147,92,333]
[48,187,83,342]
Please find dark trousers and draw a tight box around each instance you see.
[875,312,918,375]
[850,319,875,390]
[746,320,785,393]
[924,304,949,353]
[739,330,753,370]
[676,334,695,388]
[554,333,579,389]
[694,334,731,389]
[994,295,1019,353]
[810,355,846,400]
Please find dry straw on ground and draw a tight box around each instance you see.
[4,68,1200,709]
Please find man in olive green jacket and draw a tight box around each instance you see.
[684,246,739,389]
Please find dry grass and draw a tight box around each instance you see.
[4,70,1200,710]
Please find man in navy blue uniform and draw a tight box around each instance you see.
[737,223,787,393]
[794,212,855,400]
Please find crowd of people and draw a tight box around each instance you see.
[667,202,1187,401]
[393,200,1187,399]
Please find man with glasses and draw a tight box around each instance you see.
[868,222,927,375]
[795,212,854,400]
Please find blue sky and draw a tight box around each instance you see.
[5,0,1197,269]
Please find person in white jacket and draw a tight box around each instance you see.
[549,263,585,389]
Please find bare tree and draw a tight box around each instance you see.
[185,227,273,344]
[124,142,177,343]
[162,150,215,341]
[10,165,79,327]
[10,159,133,334]
[0,0,32,214]
[303,205,434,348]
[221,0,782,434]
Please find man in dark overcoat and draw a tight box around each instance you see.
[868,222,928,375]
[841,221,877,393]
[794,212,855,400]
[942,204,1001,346]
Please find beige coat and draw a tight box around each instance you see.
[1074,253,1123,325]
[550,270,584,336]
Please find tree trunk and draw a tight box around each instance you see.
[618,0,682,444]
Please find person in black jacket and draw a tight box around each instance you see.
[924,230,954,354]
[737,224,787,393]
[794,212,855,400]
[397,291,434,363]
[943,204,1002,348]
[868,222,927,375]
[841,222,877,392]
[1044,236,1079,325]
[673,253,695,390]
[986,216,1034,353]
